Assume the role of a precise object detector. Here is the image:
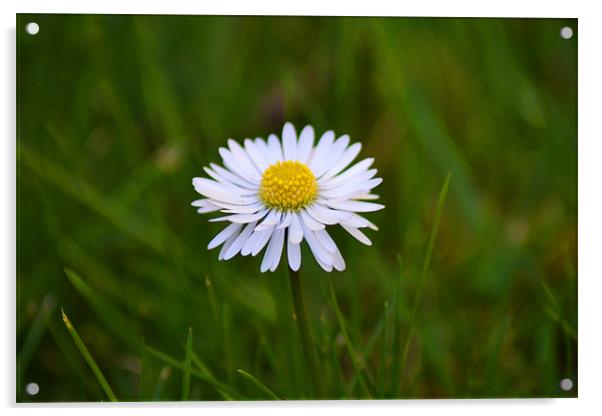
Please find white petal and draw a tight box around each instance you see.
[288,213,304,244]
[282,122,297,161]
[192,199,221,213]
[208,223,243,250]
[209,163,258,190]
[358,178,382,191]
[318,158,374,188]
[320,168,377,192]
[200,174,258,196]
[300,209,325,231]
[192,199,211,207]
[241,229,263,256]
[313,134,349,178]
[244,138,269,172]
[209,209,268,223]
[219,147,254,182]
[255,210,282,231]
[203,166,257,191]
[268,134,284,162]
[328,189,379,203]
[332,249,346,271]
[218,232,239,260]
[365,219,379,231]
[320,142,362,180]
[355,193,380,200]
[308,130,335,174]
[319,176,382,200]
[315,228,337,253]
[306,204,352,225]
[261,228,285,272]
[252,228,273,256]
[270,228,286,272]
[315,256,334,272]
[324,200,385,213]
[210,200,263,214]
[341,224,372,246]
[197,205,221,214]
[254,138,275,166]
[277,211,292,229]
[228,139,262,181]
[287,239,301,271]
[342,213,379,230]
[310,227,345,271]
[301,222,333,268]
[223,221,257,260]
[296,125,315,163]
[193,178,256,205]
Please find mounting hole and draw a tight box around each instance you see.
[560,26,573,39]
[25,382,39,396]
[25,22,39,35]
[560,378,574,391]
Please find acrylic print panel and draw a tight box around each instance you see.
[16,14,577,402]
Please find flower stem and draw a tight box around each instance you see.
[288,267,322,397]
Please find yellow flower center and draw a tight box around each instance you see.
[259,161,318,211]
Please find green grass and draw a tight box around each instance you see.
[61,309,118,402]
[181,327,193,400]
[17,15,577,401]
[400,171,451,382]
[236,369,280,400]
[325,274,372,398]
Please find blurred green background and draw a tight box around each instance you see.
[17,15,577,401]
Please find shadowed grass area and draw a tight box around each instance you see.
[17,15,576,401]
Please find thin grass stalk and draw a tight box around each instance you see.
[326,275,372,398]
[400,171,452,381]
[181,326,193,400]
[236,369,280,400]
[61,309,118,402]
[288,267,322,397]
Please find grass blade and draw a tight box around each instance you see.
[153,366,172,401]
[236,369,280,400]
[190,353,236,401]
[543,307,577,341]
[350,296,398,395]
[326,275,372,398]
[540,281,577,340]
[19,145,164,254]
[417,171,452,303]
[400,171,452,380]
[288,267,321,397]
[63,267,141,351]
[46,311,102,398]
[18,294,56,393]
[389,256,404,396]
[61,309,118,402]
[146,346,241,400]
[181,327,193,400]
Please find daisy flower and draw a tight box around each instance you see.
[192,122,384,272]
